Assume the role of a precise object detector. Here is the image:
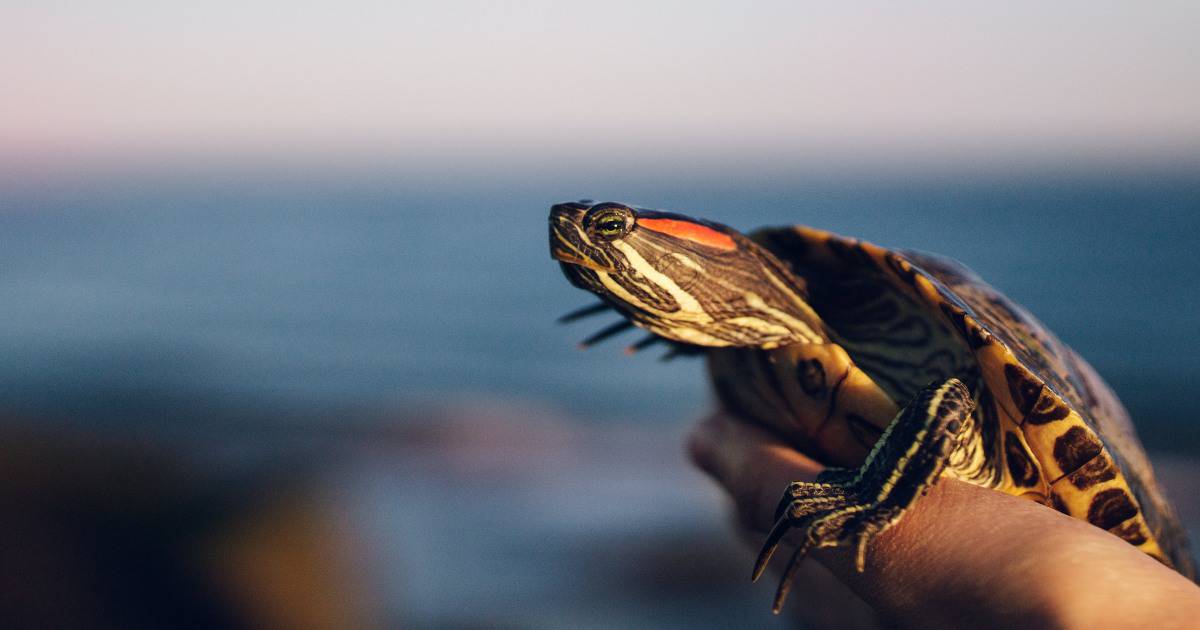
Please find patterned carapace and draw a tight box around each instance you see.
[550,201,1195,611]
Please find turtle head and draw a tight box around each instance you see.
[549,201,826,348]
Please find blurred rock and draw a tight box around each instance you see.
[0,420,382,630]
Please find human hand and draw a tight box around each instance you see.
[688,410,1200,629]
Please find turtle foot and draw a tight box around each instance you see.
[751,378,976,614]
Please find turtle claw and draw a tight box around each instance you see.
[764,504,871,613]
[772,539,815,614]
[557,302,611,323]
[774,481,813,521]
[751,515,793,582]
[561,302,637,350]
[624,334,662,355]
[854,534,870,573]
[774,483,802,521]
[756,482,854,583]
[577,320,634,349]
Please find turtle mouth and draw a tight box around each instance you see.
[550,249,612,273]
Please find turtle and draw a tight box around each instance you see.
[548,200,1195,613]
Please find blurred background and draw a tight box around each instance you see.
[2,1,1199,628]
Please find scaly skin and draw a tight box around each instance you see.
[549,200,1194,611]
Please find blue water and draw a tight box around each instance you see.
[3,166,1198,449]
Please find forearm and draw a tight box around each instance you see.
[819,478,1200,629]
[689,412,1200,629]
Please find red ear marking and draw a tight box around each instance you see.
[637,218,737,251]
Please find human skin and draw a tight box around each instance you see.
[687,411,1200,630]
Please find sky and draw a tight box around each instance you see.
[3,1,1200,170]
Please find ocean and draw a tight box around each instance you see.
[2,165,1198,450]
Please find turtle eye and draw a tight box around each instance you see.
[592,211,629,239]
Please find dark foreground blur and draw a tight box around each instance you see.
[2,401,1198,629]
[0,404,784,629]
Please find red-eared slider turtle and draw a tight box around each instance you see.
[548,201,1195,612]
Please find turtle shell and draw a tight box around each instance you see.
[722,225,1195,578]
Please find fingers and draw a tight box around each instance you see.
[686,411,822,533]
[687,412,884,625]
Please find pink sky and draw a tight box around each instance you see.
[4,1,1199,167]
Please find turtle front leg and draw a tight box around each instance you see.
[752,378,975,613]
